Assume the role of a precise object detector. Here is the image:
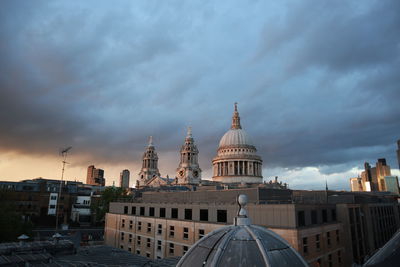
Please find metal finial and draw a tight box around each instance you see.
[234,102,238,112]
[187,126,192,138]
[148,136,153,146]
[234,194,251,226]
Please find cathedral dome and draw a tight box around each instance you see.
[177,195,308,267]
[212,103,263,184]
[219,128,252,148]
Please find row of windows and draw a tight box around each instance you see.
[314,251,342,267]
[120,224,206,240]
[121,243,190,259]
[123,206,228,223]
[302,230,340,254]
[297,209,337,227]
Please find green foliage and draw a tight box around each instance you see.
[0,190,33,242]
[91,187,129,224]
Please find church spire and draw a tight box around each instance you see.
[231,102,242,129]
[186,126,192,138]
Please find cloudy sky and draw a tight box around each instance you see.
[1,0,399,189]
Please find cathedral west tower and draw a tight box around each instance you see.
[212,103,263,183]
[176,127,202,185]
[138,136,160,186]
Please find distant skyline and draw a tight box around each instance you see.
[1,0,399,189]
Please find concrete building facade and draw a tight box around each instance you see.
[86,165,106,186]
[105,188,400,266]
[120,169,130,189]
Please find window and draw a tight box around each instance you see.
[138,221,142,231]
[129,220,133,229]
[298,211,305,227]
[157,224,162,235]
[146,252,150,258]
[200,209,209,221]
[332,209,337,221]
[147,238,151,248]
[169,243,174,255]
[50,205,56,209]
[185,209,192,220]
[157,240,162,251]
[128,247,131,252]
[311,210,317,224]
[51,196,57,200]
[183,227,189,239]
[137,236,141,245]
[124,206,128,214]
[132,206,136,215]
[149,207,155,217]
[199,229,205,239]
[183,246,189,255]
[217,210,227,223]
[160,208,166,218]
[322,209,328,223]
[336,230,340,243]
[169,226,175,237]
[327,231,331,246]
[328,254,332,267]
[171,208,178,219]
[316,234,320,249]
[122,219,125,228]
[120,245,123,249]
[136,250,140,255]
[147,223,152,232]
[337,250,342,264]
[303,237,308,254]
[140,207,145,216]
[121,232,124,241]
[129,234,132,243]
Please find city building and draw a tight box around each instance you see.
[383,176,400,194]
[120,169,130,189]
[105,188,400,266]
[212,103,263,183]
[176,194,308,267]
[352,158,398,193]
[0,178,105,227]
[397,139,400,169]
[350,177,363,192]
[87,165,106,186]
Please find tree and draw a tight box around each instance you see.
[0,190,33,242]
[91,187,129,225]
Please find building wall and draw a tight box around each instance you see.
[106,202,345,266]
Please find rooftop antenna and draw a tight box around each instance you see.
[55,146,72,236]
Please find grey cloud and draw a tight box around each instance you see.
[0,0,399,182]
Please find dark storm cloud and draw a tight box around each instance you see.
[0,0,399,178]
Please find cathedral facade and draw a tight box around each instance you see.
[137,103,262,187]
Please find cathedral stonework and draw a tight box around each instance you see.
[176,127,202,185]
[212,103,263,183]
[137,136,160,186]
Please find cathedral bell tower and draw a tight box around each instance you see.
[176,127,202,185]
[138,136,160,186]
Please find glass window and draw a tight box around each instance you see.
[200,209,208,221]
[160,208,166,218]
[217,210,227,223]
[171,208,178,219]
[185,209,192,220]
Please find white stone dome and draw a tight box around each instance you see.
[219,129,253,148]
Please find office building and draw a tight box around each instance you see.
[87,165,106,186]
[120,169,130,189]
